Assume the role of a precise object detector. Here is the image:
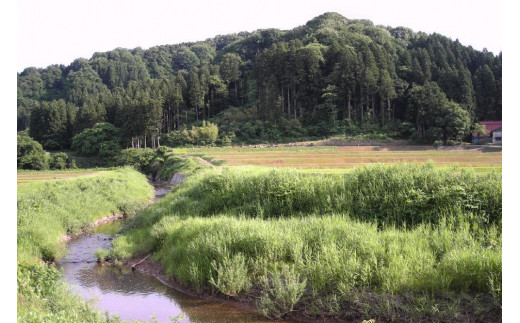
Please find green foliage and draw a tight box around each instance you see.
[149,164,501,226]
[115,214,500,319]
[95,248,112,262]
[191,121,219,145]
[210,253,250,297]
[17,133,49,170]
[408,82,471,143]
[72,122,122,157]
[50,152,77,170]
[163,121,219,146]
[113,148,156,172]
[257,266,307,319]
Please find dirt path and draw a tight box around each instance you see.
[195,156,222,169]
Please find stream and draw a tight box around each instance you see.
[59,184,271,323]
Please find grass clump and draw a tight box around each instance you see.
[257,265,307,319]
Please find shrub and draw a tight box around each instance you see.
[72,122,122,157]
[210,253,250,296]
[50,152,77,170]
[433,140,443,148]
[17,133,49,170]
[256,266,307,319]
[163,129,193,147]
[446,139,457,146]
[163,164,501,227]
[163,122,219,147]
[113,148,156,172]
[191,121,219,145]
[95,249,112,262]
[43,139,62,150]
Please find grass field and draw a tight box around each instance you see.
[178,145,502,173]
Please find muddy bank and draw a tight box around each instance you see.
[59,213,124,243]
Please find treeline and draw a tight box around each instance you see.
[18,12,502,148]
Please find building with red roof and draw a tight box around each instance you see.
[473,121,502,143]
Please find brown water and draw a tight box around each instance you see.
[59,185,273,323]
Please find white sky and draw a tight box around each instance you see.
[17,0,502,71]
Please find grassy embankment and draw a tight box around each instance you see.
[17,167,154,322]
[112,163,502,321]
[177,145,502,174]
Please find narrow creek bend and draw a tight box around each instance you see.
[59,183,271,323]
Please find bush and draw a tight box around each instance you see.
[192,121,219,145]
[163,129,193,147]
[257,266,307,319]
[17,133,49,170]
[43,139,62,150]
[210,253,250,296]
[49,152,77,170]
[433,140,443,148]
[164,122,219,147]
[113,148,156,172]
[72,122,122,157]
[446,139,457,146]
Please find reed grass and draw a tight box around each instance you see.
[113,162,502,320]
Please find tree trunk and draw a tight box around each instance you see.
[380,96,385,127]
[347,92,352,120]
[176,107,180,130]
[371,95,375,121]
[210,88,214,118]
[157,135,160,147]
[287,87,291,119]
[144,135,147,149]
[387,98,391,123]
[293,87,297,119]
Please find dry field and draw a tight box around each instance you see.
[17,170,106,185]
[182,145,502,173]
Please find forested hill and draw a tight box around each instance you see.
[18,12,502,148]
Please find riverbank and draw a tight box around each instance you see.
[17,167,154,322]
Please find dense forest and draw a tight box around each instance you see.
[18,12,502,149]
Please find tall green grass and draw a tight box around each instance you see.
[113,163,502,320]
[18,167,154,263]
[120,215,501,295]
[17,167,154,322]
[124,163,501,227]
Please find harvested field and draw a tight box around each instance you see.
[182,145,502,173]
[17,170,107,185]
